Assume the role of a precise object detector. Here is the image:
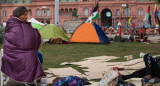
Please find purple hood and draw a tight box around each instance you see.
[1,17,46,83]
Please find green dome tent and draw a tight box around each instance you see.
[32,23,43,30]
[40,24,69,41]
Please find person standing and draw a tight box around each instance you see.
[1,6,46,85]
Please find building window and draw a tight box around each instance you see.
[75,0,77,1]
[67,11,70,16]
[84,8,88,16]
[47,9,50,16]
[42,9,45,16]
[47,21,50,24]
[138,9,140,15]
[3,11,7,16]
[83,0,87,1]
[116,9,120,16]
[64,21,68,29]
[37,9,40,16]
[28,9,32,16]
[125,7,130,16]
[141,9,143,15]
[125,20,129,29]
[59,10,62,16]
[138,21,143,28]
[67,0,69,2]
[138,9,143,15]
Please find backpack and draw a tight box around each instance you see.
[53,76,84,86]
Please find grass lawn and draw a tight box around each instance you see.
[39,42,160,71]
[0,42,160,73]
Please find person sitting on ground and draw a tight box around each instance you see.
[119,53,160,84]
[45,38,68,44]
[143,37,151,43]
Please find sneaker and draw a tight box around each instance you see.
[149,78,160,84]
[141,76,150,85]
[143,76,150,82]
[140,52,146,58]
[25,82,37,86]
[25,83,29,86]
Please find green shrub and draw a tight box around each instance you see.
[0,27,5,44]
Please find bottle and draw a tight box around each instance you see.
[41,78,47,86]
[102,71,105,80]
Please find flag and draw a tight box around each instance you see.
[143,13,149,28]
[154,4,160,26]
[85,1,99,23]
[147,5,152,26]
[128,17,135,28]
[132,22,135,28]
[92,2,99,19]
[143,13,148,22]
[90,8,93,15]
[128,17,133,26]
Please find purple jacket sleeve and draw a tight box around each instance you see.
[4,21,41,50]
[4,23,25,50]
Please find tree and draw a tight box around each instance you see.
[72,9,78,18]
[155,0,160,4]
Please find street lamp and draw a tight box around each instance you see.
[122,4,126,28]
[55,0,59,25]
[126,0,129,29]
[42,6,47,23]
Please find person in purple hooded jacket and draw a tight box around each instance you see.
[1,6,46,85]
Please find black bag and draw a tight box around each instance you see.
[114,36,122,42]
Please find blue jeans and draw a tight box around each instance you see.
[38,51,43,64]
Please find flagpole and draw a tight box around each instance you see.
[97,0,99,26]
[94,0,96,23]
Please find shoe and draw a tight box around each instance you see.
[141,76,150,85]
[149,78,160,84]
[140,52,146,58]
[25,83,29,86]
[25,82,37,86]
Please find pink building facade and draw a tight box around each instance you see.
[0,0,159,29]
